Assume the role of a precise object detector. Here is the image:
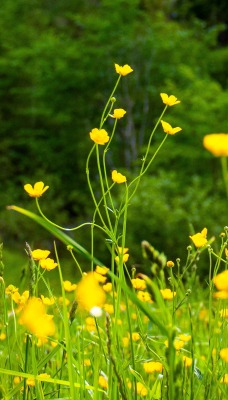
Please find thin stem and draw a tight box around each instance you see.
[221,156,228,199]
[100,75,121,128]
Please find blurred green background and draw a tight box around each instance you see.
[0,0,228,283]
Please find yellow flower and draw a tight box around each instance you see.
[122,337,130,347]
[115,253,129,263]
[117,246,129,254]
[32,249,50,260]
[203,134,228,157]
[24,181,49,197]
[38,373,51,380]
[103,282,112,292]
[27,377,35,387]
[225,248,228,258]
[39,258,58,271]
[110,108,127,119]
[13,376,21,385]
[95,266,109,275]
[85,316,96,332]
[0,333,6,341]
[213,290,228,299]
[160,93,181,106]
[12,290,29,306]
[131,278,147,290]
[104,303,114,314]
[178,334,191,342]
[63,280,77,292]
[143,361,163,373]
[75,272,106,313]
[219,308,228,318]
[220,374,228,384]
[112,170,127,184]
[89,128,109,145]
[189,228,207,248]
[115,63,133,76]
[136,382,148,397]
[5,284,18,295]
[98,375,108,389]
[161,120,182,135]
[132,332,140,341]
[213,270,228,291]
[94,272,107,283]
[174,339,185,350]
[19,297,55,338]
[84,358,91,367]
[183,356,193,367]
[220,348,228,362]
[137,291,152,303]
[160,288,176,300]
[166,260,175,268]
[40,295,55,306]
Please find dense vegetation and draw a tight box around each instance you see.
[0,0,228,274]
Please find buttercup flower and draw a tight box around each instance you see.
[19,297,55,338]
[160,93,181,106]
[115,253,129,263]
[136,382,148,397]
[203,134,228,157]
[95,266,109,275]
[40,258,58,271]
[143,361,163,373]
[131,278,147,290]
[110,108,126,119]
[220,348,228,362]
[183,356,193,367]
[161,120,182,135]
[132,332,140,341]
[98,375,108,389]
[166,260,175,268]
[213,270,228,291]
[89,128,110,145]
[189,228,207,248]
[160,288,176,300]
[63,280,77,292]
[220,374,228,384]
[112,170,127,184]
[115,63,133,76]
[32,249,50,260]
[41,295,55,306]
[24,181,49,198]
[75,272,106,314]
[103,282,112,292]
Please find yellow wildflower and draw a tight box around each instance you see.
[110,108,127,119]
[0,333,6,341]
[84,359,91,367]
[58,297,70,306]
[183,356,193,367]
[166,260,175,268]
[40,295,55,306]
[63,280,77,292]
[189,228,207,248]
[132,332,140,341]
[137,290,152,303]
[178,334,191,342]
[174,339,185,350]
[117,246,129,254]
[213,290,228,299]
[220,348,228,362]
[13,377,21,385]
[122,337,130,347]
[136,382,148,397]
[38,373,51,380]
[98,375,108,389]
[75,272,106,313]
[103,282,112,292]
[95,266,109,275]
[24,181,49,197]
[19,297,55,338]
[220,374,228,384]
[161,120,182,135]
[143,361,163,373]
[94,272,107,283]
[160,288,176,300]
[5,284,18,295]
[85,316,96,332]
[12,290,29,306]
[203,134,228,157]
[160,93,181,106]
[40,258,58,271]
[115,63,133,76]
[115,253,129,263]
[213,270,228,291]
[26,377,35,387]
[112,170,127,184]
[131,278,146,290]
[32,249,50,260]
[89,128,109,145]
[104,303,114,314]
[225,248,228,258]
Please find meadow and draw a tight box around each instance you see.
[0,63,227,400]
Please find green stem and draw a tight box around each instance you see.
[100,75,121,128]
[221,156,228,199]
